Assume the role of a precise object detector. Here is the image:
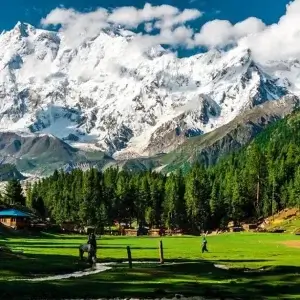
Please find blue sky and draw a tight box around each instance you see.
[0,0,290,31]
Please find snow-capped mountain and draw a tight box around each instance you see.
[0,22,299,159]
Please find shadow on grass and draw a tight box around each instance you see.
[0,252,87,278]
[1,252,300,300]
[217,259,271,263]
[8,234,201,241]
[5,242,159,251]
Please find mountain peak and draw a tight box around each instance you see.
[0,24,298,158]
[13,21,36,37]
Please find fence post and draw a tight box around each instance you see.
[127,246,132,269]
[159,240,164,264]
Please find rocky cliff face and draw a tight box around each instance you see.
[0,22,298,160]
[160,95,300,173]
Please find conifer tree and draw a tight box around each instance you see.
[184,166,210,232]
[231,173,244,223]
[25,181,32,207]
[292,167,300,209]
[4,179,25,206]
[163,173,181,229]
[136,175,150,227]
[25,111,300,232]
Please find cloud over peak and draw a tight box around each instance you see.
[193,17,266,48]
[41,3,202,48]
[40,0,300,63]
[241,0,300,62]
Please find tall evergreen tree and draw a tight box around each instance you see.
[184,166,210,232]
[136,175,150,227]
[244,144,266,218]
[163,174,182,229]
[4,179,25,206]
[292,167,300,209]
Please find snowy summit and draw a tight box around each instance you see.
[0,21,299,158]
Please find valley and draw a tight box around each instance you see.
[2,2,300,300]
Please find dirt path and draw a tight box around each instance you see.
[281,240,300,249]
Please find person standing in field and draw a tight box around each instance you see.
[88,233,97,251]
[202,233,208,253]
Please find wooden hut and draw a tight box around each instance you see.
[0,209,31,229]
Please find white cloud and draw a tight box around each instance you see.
[241,0,300,62]
[41,4,202,49]
[194,20,233,48]
[128,26,194,54]
[123,24,195,58]
[108,3,180,28]
[234,17,266,38]
[171,26,194,44]
[154,9,202,30]
[144,22,153,33]
[192,0,300,63]
[41,7,109,48]
[40,0,300,63]
[194,17,266,48]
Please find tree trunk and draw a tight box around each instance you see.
[256,175,260,217]
[272,176,275,221]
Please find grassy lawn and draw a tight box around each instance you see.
[1,232,300,299]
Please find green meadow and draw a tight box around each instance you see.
[1,233,300,299]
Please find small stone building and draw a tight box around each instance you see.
[0,209,31,229]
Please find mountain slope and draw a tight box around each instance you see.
[159,95,299,173]
[0,164,25,181]
[0,132,112,175]
[7,92,297,176]
[0,22,298,160]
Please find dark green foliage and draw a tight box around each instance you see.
[4,179,25,205]
[24,110,300,229]
[206,109,300,225]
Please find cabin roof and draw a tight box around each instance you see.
[0,209,31,218]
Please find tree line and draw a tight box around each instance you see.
[3,110,300,231]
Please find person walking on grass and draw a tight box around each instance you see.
[90,232,97,252]
[87,233,97,252]
[202,234,208,253]
[87,232,97,265]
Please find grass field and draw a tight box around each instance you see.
[1,232,300,299]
